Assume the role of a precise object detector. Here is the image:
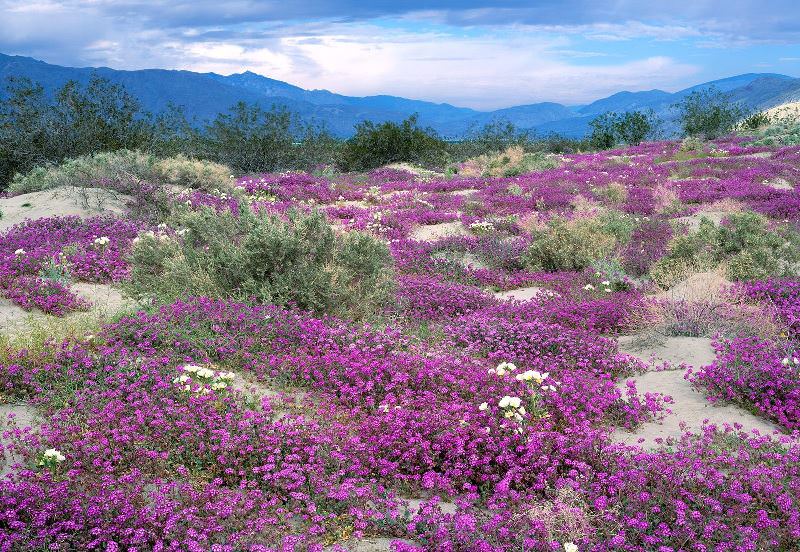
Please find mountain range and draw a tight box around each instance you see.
[2,53,800,139]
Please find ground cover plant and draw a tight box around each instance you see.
[1,132,800,551]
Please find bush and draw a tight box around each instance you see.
[196,102,340,172]
[338,114,448,171]
[676,87,744,139]
[650,212,800,283]
[8,150,233,195]
[589,110,660,149]
[126,207,394,318]
[523,216,617,272]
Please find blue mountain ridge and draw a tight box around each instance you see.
[2,53,799,139]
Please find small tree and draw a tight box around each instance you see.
[676,87,744,139]
[614,110,659,145]
[589,110,659,149]
[588,112,618,149]
[198,102,296,172]
[338,114,448,171]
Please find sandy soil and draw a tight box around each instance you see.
[673,210,730,231]
[0,186,132,232]
[613,335,781,448]
[0,402,39,477]
[71,282,136,314]
[764,177,794,190]
[325,538,418,551]
[493,286,544,302]
[763,101,800,121]
[409,221,468,241]
[0,298,31,334]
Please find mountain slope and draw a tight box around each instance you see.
[1,53,797,138]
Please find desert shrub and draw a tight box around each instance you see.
[651,212,800,283]
[589,110,660,149]
[626,295,779,340]
[594,182,628,205]
[0,75,154,187]
[197,102,340,172]
[676,87,744,139]
[338,114,448,171]
[595,210,636,244]
[739,111,771,131]
[488,147,560,177]
[9,150,233,195]
[126,207,394,318]
[747,120,800,146]
[523,216,617,272]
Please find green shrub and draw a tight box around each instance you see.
[9,150,233,195]
[523,216,617,272]
[651,212,800,283]
[589,110,660,149]
[126,207,395,319]
[676,87,744,139]
[338,114,448,171]
[596,210,636,243]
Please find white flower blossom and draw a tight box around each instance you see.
[479,402,488,411]
[42,448,65,462]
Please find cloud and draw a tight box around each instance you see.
[0,0,795,109]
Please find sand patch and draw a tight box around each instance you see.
[0,299,31,334]
[325,537,418,551]
[613,335,780,448]
[450,188,480,196]
[763,101,800,121]
[1,402,40,477]
[673,210,729,231]
[409,221,468,242]
[71,283,136,314]
[617,335,717,367]
[493,286,544,302]
[764,177,793,190]
[0,186,132,232]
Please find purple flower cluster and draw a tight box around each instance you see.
[690,336,800,429]
[3,137,800,550]
[0,216,141,313]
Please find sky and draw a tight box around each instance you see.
[2,1,800,110]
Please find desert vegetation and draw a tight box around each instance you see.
[0,74,800,551]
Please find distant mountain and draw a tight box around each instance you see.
[2,53,799,139]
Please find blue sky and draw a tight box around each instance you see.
[2,1,800,109]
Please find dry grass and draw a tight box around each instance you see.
[629,268,780,340]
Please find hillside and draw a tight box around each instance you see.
[1,53,799,138]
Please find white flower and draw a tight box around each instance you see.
[564,544,578,552]
[601,280,611,286]
[182,364,201,373]
[210,381,228,391]
[14,248,25,256]
[195,367,215,379]
[794,358,799,365]
[173,374,191,384]
[499,396,522,409]
[604,288,612,293]
[176,228,190,237]
[479,402,489,411]
[494,361,517,376]
[217,371,236,381]
[93,236,110,246]
[43,448,65,462]
[583,284,595,291]
[782,357,790,366]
